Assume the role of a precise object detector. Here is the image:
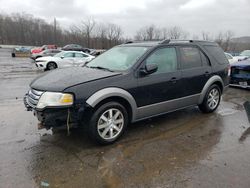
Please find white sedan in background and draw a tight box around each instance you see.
[225,52,238,64]
[35,51,95,71]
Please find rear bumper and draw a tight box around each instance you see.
[230,76,250,89]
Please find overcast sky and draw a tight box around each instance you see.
[0,0,250,38]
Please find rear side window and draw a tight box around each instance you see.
[75,53,88,58]
[204,45,228,65]
[180,47,202,69]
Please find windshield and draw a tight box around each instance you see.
[240,50,250,56]
[54,51,65,57]
[87,46,148,71]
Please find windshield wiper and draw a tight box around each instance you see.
[87,66,114,72]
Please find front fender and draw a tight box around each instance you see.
[86,87,137,121]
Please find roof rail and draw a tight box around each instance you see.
[124,41,133,44]
[169,40,193,43]
[160,39,170,44]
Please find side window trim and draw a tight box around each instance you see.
[199,48,211,66]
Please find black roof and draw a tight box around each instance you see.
[120,39,217,47]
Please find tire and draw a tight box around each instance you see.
[199,84,221,113]
[87,102,128,145]
[12,53,15,57]
[46,62,57,70]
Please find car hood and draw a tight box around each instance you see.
[30,67,121,92]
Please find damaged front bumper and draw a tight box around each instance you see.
[24,93,88,129]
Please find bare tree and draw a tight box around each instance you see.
[106,23,123,48]
[201,31,212,41]
[81,18,96,48]
[134,25,161,40]
[215,30,234,51]
[168,26,189,39]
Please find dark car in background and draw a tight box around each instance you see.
[90,49,106,57]
[62,44,90,53]
[230,59,250,89]
[12,46,31,57]
[24,40,229,144]
[30,49,62,60]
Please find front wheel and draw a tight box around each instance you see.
[87,102,128,144]
[199,85,221,113]
[46,62,57,70]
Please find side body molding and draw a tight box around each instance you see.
[86,87,138,121]
[198,75,224,104]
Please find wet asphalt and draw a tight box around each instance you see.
[0,48,250,188]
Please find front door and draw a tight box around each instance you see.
[135,47,183,119]
[60,52,75,67]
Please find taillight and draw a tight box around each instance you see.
[228,65,231,76]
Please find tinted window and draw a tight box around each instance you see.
[64,52,74,58]
[145,47,177,74]
[180,47,202,69]
[204,45,228,65]
[75,53,88,58]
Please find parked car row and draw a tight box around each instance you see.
[35,51,95,71]
[11,43,106,71]
[225,50,250,63]
[11,46,32,57]
[12,44,93,58]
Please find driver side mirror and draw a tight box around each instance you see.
[140,64,158,76]
[61,56,64,59]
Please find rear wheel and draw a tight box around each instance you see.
[87,102,128,144]
[47,62,57,70]
[199,84,221,113]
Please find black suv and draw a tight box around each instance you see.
[24,40,229,144]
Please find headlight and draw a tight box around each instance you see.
[37,92,73,109]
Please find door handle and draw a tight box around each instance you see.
[205,71,210,77]
[171,77,178,83]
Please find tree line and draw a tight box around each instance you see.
[0,13,249,52]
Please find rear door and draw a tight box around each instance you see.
[74,52,89,66]
[178,46,212,97]
[60,52,75,67]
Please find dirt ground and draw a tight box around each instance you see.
[0,48,250,188]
